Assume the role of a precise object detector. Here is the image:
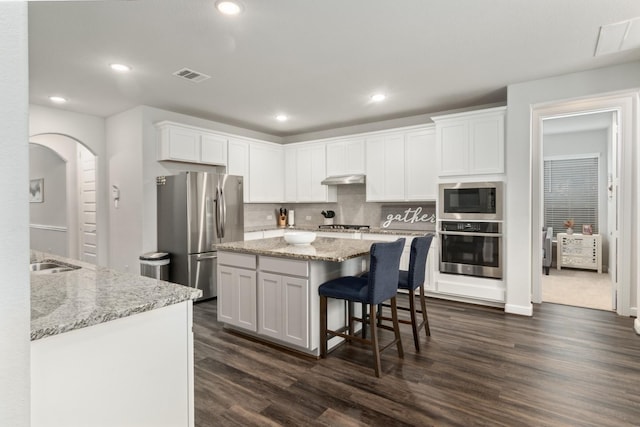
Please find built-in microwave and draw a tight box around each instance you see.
[439,182,503,221]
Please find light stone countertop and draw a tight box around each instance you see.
[245,225,429,236]
[30,251,202,341]
[216,236,390,262]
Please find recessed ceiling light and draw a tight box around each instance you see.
[276,114,288,122]
[216,1,242,15]
[110,63,131,72]
[371,93,386,102]
[49,96,67,104]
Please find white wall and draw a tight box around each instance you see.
[29,144,68,227]
[29,144,68,256]
[106,105,277,273]
[29,105,108,266]
[0,3,30,426]
[506,60,640,316]
[106,107,145,273]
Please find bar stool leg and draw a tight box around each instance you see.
[390,297,404,358]
[408,290,420,351]
[320,296,328,358]
[348,301,354,337]
[369,303,381,377]
[419,284,430,337]
[361,303,367,339]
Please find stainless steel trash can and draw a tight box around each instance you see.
[139,252,170,280]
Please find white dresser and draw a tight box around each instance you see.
[557,233,602,273]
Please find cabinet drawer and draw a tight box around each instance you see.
[260,256,308,277]
[218,252,256,269]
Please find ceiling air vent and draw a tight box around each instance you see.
[172,68,211,83]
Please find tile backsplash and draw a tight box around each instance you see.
[244,185,435,229]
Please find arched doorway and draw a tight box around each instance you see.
[29,133,98,264]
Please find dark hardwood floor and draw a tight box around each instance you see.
[193,296,640,426]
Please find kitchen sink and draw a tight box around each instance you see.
[30,260,80,274]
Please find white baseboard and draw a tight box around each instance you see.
[505,303,533,316]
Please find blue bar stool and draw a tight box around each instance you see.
[363,234,434,351]
[318,238,405,377]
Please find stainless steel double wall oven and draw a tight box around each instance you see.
[438,182,503,279]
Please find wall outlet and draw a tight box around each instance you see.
[267,215,273,220]
[305,215,311,220]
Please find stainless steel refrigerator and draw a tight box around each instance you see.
[157,172,244,300]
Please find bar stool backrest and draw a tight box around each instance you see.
[407,235,434,291]
[367,238,405,305]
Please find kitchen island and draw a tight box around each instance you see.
[215,236,379,356]
[30,251,201,427]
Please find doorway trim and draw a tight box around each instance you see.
[530,90,638,317]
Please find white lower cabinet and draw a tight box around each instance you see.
[219,252,310,350]
[258,271,309,348]
[217,253,257,332]
[32,302,195,427]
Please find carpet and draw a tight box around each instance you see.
[542,267,613,311]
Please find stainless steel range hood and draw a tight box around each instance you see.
[321,174,366,185]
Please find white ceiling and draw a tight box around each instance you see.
[28,0,640,138]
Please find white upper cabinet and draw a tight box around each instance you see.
[432,106,505,177]
[325,138,365,176]
[366,125,436,202]
[283,146,297,202]
[156,121,227,166]
[366,133,405,201]
[284,142,336,203]
[405,127,437,200]
[227,138,250,202]
[249,141,284,203]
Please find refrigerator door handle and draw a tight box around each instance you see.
[220,186,227,238]
[196,253,218,261]
[214,186,223,238]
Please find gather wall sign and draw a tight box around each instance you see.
[379,204,436,231]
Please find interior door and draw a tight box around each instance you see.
[78,146,97,264]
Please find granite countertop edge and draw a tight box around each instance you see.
[215,244,367,262]
[216,236,376,263]
[30,251,202,341]
[245,225,431,236]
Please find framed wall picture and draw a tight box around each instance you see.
[30,178,44,203]
[582,224,593,235]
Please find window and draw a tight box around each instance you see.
[544,155,599,234]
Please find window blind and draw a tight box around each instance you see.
[544,156,599,234]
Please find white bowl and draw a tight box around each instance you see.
[284,231,317,246]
